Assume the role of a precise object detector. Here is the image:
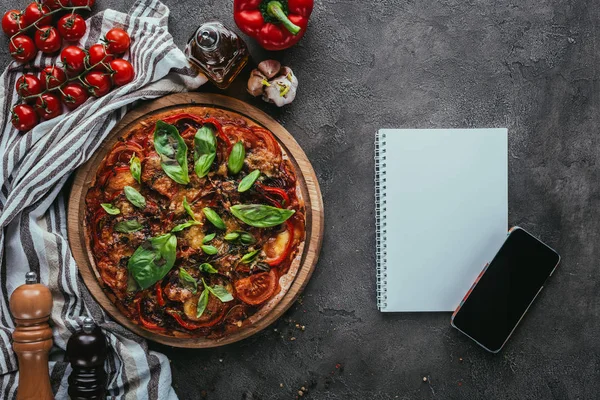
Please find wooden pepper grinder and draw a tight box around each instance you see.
[66,317,107,400]
[9,271,54,400]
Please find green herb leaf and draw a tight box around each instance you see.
[230,204,295,228]
[101,203,120,215]
[238,170,260,192]
[124,186,146,208]
[199,263,218,274]
[224,232,240,241]
[202,207,226,230]
[227,141,245,175]
[240,249,260,264]
[240,232,256,245]
[171,220,200,233]
[208,284,234,302]
[179,267,198,294]
[183,196,197,221]
[194,124,217,178]
[127,233,176,290]
[201,245,218,255]
[115,220,143,233]
[153,120,189,185]
[196,288,209,318]
[202,233,216,244]
[129,153,141,184]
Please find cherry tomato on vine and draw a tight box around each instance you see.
[61,82,89,110]
[16,74,42,100]
[23,2,52,27]
[35,92,62,120]
[70,0,95,7]
[84,71,112,97]
[104,28,130,54]
[109,59,134,86]
[11,104,38,131]
[9,35,37,63]
[34,26,61,53]
[2,10,23,36]
[40,65,67,89]
[43,0,69,10]
[87,43,113,70]
[57,14,86,42]
[61,46,86,75]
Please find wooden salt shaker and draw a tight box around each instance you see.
[66,317,107,400]
[9,271,54,400]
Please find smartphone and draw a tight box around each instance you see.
[451,227,560,353]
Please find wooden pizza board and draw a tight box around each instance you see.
[67,93,324,348]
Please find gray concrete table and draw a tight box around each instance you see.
[2,0,597,398]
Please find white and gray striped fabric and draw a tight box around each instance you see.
[0,0,206,398]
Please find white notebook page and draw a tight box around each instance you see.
[377,129,508,312]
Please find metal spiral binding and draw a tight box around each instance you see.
[374,131,388,310]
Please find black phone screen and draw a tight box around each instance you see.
[452,228,560,352]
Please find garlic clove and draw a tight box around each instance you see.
[263,69,298,107]
[247,69,267,97]
[257,60,282,79]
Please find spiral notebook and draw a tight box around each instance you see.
[375,129,508,312]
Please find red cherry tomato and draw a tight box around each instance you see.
[9,35,37,63]
[34,26,61,54]
[23,2,52,26]
[61,82,89,110]
[2,10,23,36]
[57,14,86,42]
[39,65,67,89]
[43,0,69,10]
[87,43,113,70]
[104,28,130,54]
[84,71,112,97]
[234,269,279,305]
[109,59,134,86]
[35,92,62,120]
[16,74,42,100]
[61,46,86,75]
[11,104,39,131]
[70,0,95,6]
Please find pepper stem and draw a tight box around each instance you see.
[266,1,301,35]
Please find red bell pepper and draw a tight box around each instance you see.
[234,0,313,51]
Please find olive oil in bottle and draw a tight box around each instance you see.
[185,21,249,89]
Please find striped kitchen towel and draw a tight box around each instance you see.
[0,0,206,398]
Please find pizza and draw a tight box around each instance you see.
[85,107,305,338]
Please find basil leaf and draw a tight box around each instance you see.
[124,186,146,208]
[240,232,256,245]
[115,220,143,233]
[179,267,198,294]
[230,204,295,228]
[227,141,245,175]
[171,220,200,233]
[201,245,218,255]
[238,170,260,192]
[127,233,176,290]
[196,288,209,318]
[240,249,260,264]
[202,207,226,230]
[153,120,189,185]
[199,263,218,274]
[194,124,217,178]
[202,233,216,244]
[129,154,141,184]
[208,284,234,302]
[224,232,240,241]
[101,203,120,215]
[183,196,197,221]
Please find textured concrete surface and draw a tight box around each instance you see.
[2,0,599,399]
